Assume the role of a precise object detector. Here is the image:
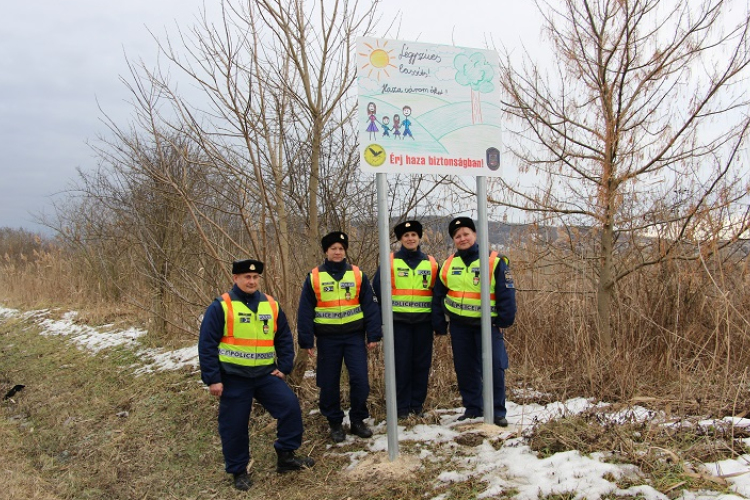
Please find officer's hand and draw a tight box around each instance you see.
[307,348,315,357]
[271,369,285,380]
[209,382,223,397]
[367,341,378,351]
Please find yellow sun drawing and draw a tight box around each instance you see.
[359,41,396,80]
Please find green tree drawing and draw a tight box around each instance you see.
[454,52,495,124]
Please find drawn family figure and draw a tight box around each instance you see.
[392,114,402,139]
[381,116,391,138]
[366,102,379,140]
[402,106,415,139]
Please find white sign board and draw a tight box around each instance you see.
[357,37,502,176]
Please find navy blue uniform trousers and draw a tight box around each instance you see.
[218,373,303,474]
[449,321,509,418]
[316,333,370,424]
[394,321,433,414]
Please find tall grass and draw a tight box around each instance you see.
[2,227,749,413]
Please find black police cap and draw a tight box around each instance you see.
[232,259,264,275]
[448,217,476,238]
[321,231,349,252]
[394,220,423,240]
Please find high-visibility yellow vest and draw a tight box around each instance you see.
[311,265,364,325]
[439,251,500,318]
[390,253,438,314]
[218,292,278,367]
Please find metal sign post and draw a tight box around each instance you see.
[377,173,399,459]
[477,176,493,424]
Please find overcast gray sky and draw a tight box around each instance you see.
[0,0,541,233]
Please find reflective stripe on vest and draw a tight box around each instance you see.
[440,251,499,318]
[390,253,437,313]
[311,266,365,325]
[218,292,278,366]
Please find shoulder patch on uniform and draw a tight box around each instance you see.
[504,268,515,288]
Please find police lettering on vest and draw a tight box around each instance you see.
[440,251,500,319]
[390,253,438,314]
[218,291,279,367]
[311,265,365,330]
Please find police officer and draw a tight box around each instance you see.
[199,259,314,491]
[297,231,383,443]
[432,218,516,427]
[373,220,438,419]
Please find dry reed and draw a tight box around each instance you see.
[2,227,749,415]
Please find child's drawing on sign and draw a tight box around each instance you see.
[356,36,503,175]
[402,105,414,140]
[366,102,379,140]
[358,39,396,80]
[381,116,391,138]
[454,52,495,124]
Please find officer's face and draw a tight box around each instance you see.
[400,231,420,251]
[452,227,476,250]
[233,272,261,294]
[326,242,346,262]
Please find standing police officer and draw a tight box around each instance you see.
[432,218,516,427]
[199,259,314,491]
[297,231,382,443]
[373,220,438,419]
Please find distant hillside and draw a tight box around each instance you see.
[413,215,557,248]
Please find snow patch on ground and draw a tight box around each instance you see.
[3,304,750,500]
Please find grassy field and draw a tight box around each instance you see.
[1,310,505,500]
[0,312,363,499]
[2,308,749,500]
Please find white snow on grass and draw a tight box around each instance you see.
[135,345,199,374]
[34,310,147,352]
[0,305,195,369]
[703,455,750,498]
[2,303,750,500]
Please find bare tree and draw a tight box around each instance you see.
[45,0,452,339]
[497,0,750,351]
[121,0,386,307]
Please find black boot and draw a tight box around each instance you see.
[457,410,482,421]
[494,416,508,427]
[410,408,426,418]
[233,471,253,490]
[350,420,373,438]
[276,450,315,473]
[329,422,345,443]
